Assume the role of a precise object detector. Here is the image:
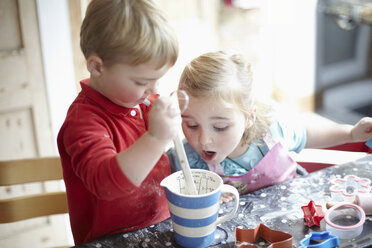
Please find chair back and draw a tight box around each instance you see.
[0,157,68,223]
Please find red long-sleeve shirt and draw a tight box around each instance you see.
[57,79,170,245]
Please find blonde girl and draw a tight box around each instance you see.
[168,51,372,195]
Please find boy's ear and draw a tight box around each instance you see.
[87,55,104,77]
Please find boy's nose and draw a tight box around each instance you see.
[145,83,158,95]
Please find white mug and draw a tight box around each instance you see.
[161,169,240,248]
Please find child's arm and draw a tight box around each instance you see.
[305,117,372,149]
[117,96,181,185]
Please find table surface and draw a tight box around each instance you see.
[74,155,372,248]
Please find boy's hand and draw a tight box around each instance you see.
[148,96,182,141]
[351,117,372,142]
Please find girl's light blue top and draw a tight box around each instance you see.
[167,120,307,175]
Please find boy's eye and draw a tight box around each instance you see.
[135,81,148,86]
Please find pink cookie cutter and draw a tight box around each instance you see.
[325,203,366,239]
[330,175,371,202]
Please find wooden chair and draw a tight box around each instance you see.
[297,142,372,173]
[0,157,71,247]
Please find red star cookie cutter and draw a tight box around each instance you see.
[301,200,324,227]
[235,223,293,248]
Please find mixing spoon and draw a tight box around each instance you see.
[170,90,198,195]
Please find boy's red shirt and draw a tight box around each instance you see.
[57,79,170,245]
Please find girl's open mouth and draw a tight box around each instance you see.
[201,150,216,161]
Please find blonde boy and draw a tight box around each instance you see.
[57,0,179,244]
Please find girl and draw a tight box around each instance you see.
[168,51,372,197]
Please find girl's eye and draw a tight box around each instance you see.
[214,126,228,132]
[186,124,198,129]
[184,121,198,129]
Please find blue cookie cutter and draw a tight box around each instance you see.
[299,231,339,248]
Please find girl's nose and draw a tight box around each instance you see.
[199,130,212,146]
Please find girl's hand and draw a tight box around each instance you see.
[351,117,372,142]
[148,96,182,141]
[220,193,235,203]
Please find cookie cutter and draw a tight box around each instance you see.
[301,200,324,227]
[324,203,366,239]
[330,175,371,202]
[235,223,293,248]
[299,231,339,248]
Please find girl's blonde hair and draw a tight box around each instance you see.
[179,51,272,145]
[80,0,178,68]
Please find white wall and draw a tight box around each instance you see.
[260,0,317,109]
[36,0,77,152]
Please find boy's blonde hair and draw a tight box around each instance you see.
[179,51,272,145]
[80,0,178,68]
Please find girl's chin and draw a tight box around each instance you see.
[201,152,214,162]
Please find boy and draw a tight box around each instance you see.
[57,0,179,245]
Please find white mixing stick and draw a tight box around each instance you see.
[173,134,198,195]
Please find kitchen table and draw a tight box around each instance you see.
[74,155,372,248]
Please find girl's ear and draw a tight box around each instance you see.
[246,105,257,128]
[87,55,104,77]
